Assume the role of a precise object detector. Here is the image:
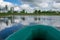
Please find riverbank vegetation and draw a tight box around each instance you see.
[0,5,60,17]
[0,10,60,16]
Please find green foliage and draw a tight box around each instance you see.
[20,10,25,13]
[38,10,41,13]
[0,9,60,16]
[33,10,38,14]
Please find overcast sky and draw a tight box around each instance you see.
[0,0,60,12]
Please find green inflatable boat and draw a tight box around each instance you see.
[5,25,60,40]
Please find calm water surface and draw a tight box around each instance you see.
[0,15,60,31]
[0,15,60,40]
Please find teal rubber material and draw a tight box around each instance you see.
[5,25,60,40]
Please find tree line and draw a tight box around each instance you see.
[0,5,60,15]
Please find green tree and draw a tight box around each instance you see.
[38,10,41,14]
[14,11,18,13]
[33,10,38,14]
[20,10,25,13]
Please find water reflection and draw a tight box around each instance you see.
[0,23,23,40]
[0,16,60,40]
[0,16,60,31]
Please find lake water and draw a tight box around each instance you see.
[0,15,60,31]
[0,15,60,40]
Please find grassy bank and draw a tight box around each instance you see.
[0,13,60,17]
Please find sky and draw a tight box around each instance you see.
[0,0,60,12]
[4,0,21,5]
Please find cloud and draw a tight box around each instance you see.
[20,4,34,13]
[21,0,53,5]
[0,0,22,12]
[0,0,3,2]
[20,0,52,10]
[0,0,60,12]
[0,0,14,7]
[21,0,60,3]
[0,0,14,11]
[0,0,34,12]
[38,3,48,8]
[51,2,60,11]
[54,0,60,3]
[20,0,60,11]
[14,6,21,11]
[53,3,60,8]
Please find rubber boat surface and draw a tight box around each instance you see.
[5,25,60,40]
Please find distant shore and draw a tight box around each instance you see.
[0,13,60,17]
